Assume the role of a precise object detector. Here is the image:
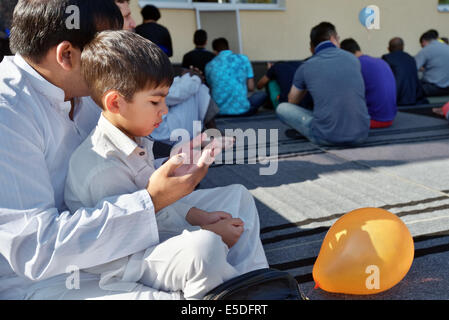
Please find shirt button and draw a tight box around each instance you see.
[139,151,146,156]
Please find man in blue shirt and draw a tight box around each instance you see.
[276,22,370,146]
[341,38,397,128]
[205,37,267,116]
[382,37,428,106]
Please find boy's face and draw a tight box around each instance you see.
[117,86,170,138]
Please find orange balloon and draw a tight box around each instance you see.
[313,208,414,295]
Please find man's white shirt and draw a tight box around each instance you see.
[0,55,159,299]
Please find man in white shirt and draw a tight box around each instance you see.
[0,0,256,300]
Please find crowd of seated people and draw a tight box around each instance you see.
[143,15,449,146]
[2,2,449,145]
[176,23,448,146]
[259,27,449,146]
[172,24,448,146]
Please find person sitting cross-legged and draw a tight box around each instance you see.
[382,37,428,107]
[205,37,267,117]
[276,22,370,146]
[340,38,398,129]
[416,29,449,97]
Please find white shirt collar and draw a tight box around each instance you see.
[97,114,152,157]
[13,54,71,114]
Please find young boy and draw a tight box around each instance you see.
[64,30,268,299]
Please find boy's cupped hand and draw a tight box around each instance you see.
[170,132,235,167]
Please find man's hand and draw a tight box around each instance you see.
[186,207,232,226]
[182,66,205,83]
[202,218,244,249]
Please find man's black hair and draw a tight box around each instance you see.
[10,0,123,63]
[420,29,439,43]
[141,5,161,21]
[194,29,207,47]
[310,22,337,48]
[340,38,361,54]
[212,37,229,52]
[388,37,404,52]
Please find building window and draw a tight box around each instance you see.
[138,0,285,10]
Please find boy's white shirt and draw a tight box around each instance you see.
[65,113,195,233]
[64,113,201,293]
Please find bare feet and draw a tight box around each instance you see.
[432,107,445,117]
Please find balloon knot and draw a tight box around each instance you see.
[314,282,320,290]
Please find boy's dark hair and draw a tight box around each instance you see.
[10,0,123,63]
[141,5,161,21]
[310,22,337,48]
[81,30,174,107]
[212,38,229,52]
[194,29,208,47]
[420,29,439,43]
[340,38,361,54]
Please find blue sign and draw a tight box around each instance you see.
[359,6,380,30]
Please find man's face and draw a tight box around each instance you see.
[421,40,429,48]
[70,47,91,97]
[116,1,137,31]
[330,34,341,48]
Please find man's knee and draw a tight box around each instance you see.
[276,102,290,116]
[229,184,251,197]
[276,102,299,122]
[227,184,257,210]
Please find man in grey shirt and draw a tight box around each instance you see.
[276,22,370,146]
[415,30,449,97]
